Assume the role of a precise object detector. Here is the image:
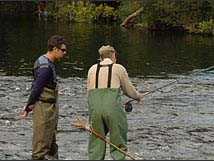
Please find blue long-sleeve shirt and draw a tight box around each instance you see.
[26,55,57,112]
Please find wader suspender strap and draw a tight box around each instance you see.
[95,63,101,88]
[107,64,113,88]
[95,63,113,88]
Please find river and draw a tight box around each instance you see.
[0,15,214,160]
[0,15,213,78]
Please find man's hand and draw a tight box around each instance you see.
[142,91,149,97]
[137,91,150,102]
[20,105,35,117]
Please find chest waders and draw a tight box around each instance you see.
[32,63,59,160]
[88,63,128,160]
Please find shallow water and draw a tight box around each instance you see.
[0,71,213,160]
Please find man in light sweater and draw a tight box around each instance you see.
[87,45,144,160]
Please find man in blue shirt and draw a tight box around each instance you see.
[20,35,68,160]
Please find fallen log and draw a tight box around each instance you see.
[120,7,144,29]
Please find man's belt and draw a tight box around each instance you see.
[38,98,56,104]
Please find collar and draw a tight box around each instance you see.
[100,58,113,65]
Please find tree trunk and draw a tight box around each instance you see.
[120,7,144,29]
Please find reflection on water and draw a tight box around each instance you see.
[0,15,213,78]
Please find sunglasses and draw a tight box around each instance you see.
[59,48,66,52]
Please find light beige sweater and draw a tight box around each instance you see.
[87,58,141,100]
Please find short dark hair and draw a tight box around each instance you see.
[47,35,68,51]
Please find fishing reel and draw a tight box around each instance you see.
[124,101,133,112]
[124,91,149,112]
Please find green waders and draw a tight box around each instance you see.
[88,63,128,160]
[32,87,59,160]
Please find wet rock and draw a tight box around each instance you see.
[5,120,11,125]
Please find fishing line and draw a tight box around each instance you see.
[124,65,214,112]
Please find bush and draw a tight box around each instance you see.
[48,1,116,23]
[117,1,141,22]
[118,1,214,34]
[184,20,214,35]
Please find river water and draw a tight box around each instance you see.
[0,15,213,78]
[0,15,214,160]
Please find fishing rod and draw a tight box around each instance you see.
[124,65,214,112]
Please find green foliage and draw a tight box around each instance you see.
[140,1,181,29]
[48,1,116,23]
[118,1,214,35]
[49,1,96,23]
[94,4,117,22]
[184,20,214,35]
[1,1,212,35]
[117,1,142,21]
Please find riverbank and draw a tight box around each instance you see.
[0,72,214,160]
[0,1,213,35]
